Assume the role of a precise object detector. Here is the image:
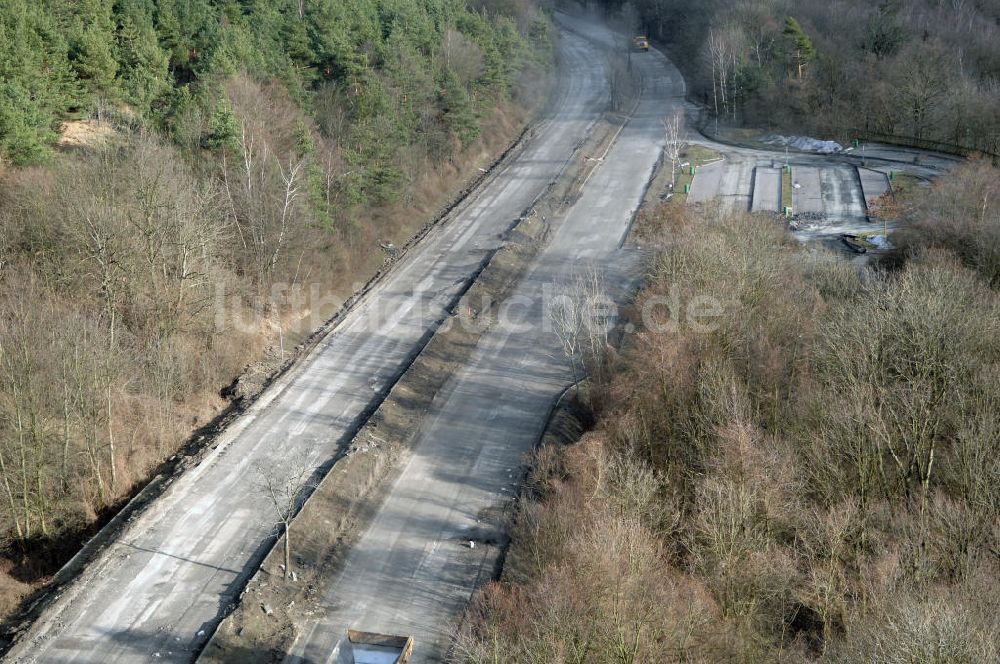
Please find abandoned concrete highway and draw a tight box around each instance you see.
[281,13,685,662]
[4,9,958,664]
[6,13,635,664]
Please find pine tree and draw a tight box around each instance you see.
[784,17,816,80]
[0,0,77,163]
[115,15,170,109]
[0,0,534,166]
[439,67,479,146]
[204,101,240,151]
[70,0,119,93]
[154,0,184,69]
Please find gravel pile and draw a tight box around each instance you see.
[760,134,844,154]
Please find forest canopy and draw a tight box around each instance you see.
[0,0,550,620]
[0,0,547,171]
[601,0,1000,155]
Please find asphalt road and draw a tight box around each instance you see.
[282,13,685,663]
[6,25,611,664]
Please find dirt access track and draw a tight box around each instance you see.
[4,8,960,664]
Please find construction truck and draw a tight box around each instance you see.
[632,35,649,51]
[331,629,414,664]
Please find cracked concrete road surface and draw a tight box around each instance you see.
[8,16,623,664]
[283,13,684,663]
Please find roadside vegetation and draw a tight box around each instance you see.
[897,161,1000,286]
[671,145,720,205]
[456,165,1000,662]
[601,0,1000,156]
[0,0,550,620]
[643,123,720,211]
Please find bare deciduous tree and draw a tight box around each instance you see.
[254,457,316,579]
[223,120,306,288]
[662,112,686,189]
[548,268,613,381]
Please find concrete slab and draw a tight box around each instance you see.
[790,165,872,240]
[353,644,403,664]
[858,167,891,207]
[792,166,823,214]
[822,165,868,221]
[751,166,782,213]
[709,157,753,212]
[730,160,755,211]
[688,159,723,203]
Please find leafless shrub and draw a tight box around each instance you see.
[456,436,721,664]
[442,29,485,87]
[810,254,1000,505]
[833,593,1000,664]
[462,197,1000,662]
[548,267,613,382]
[901,161,1000,286]
[661,112,686,189]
